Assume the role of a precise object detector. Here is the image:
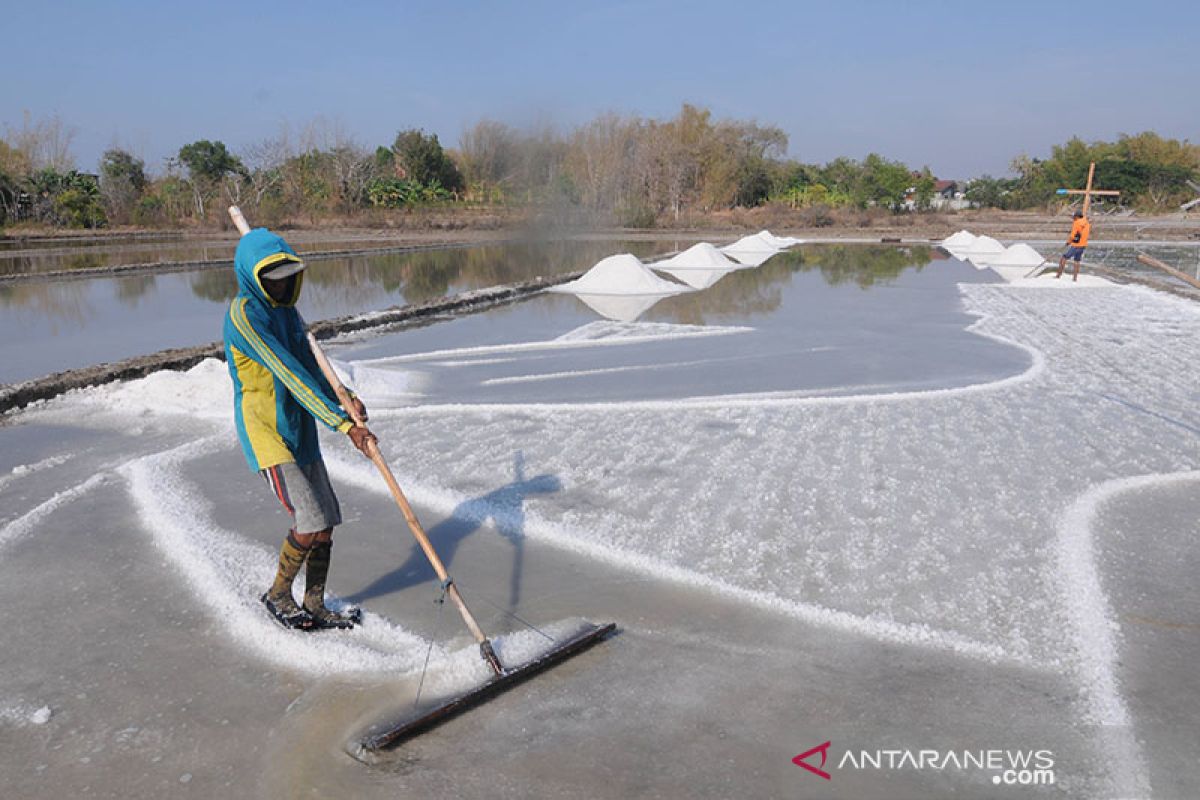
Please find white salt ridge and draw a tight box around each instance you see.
[347,322,750,371]
[1007,273,1116,289]
[481,355,736,387]
[555,320,749,343]
[0,703,52,727]
[0,474,108,551]
[551,254,693,296]
[1054,472,1195,797]
[121,436,436,676]
[66,358,231,420]
[323,449,1013,664]
[0,454,72,493]
[11,454,70,477]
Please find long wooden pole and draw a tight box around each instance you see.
[1136,253,1200,291]
[1082,161,1096,216]
[228,205,505,676]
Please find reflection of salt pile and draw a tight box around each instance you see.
[550,253,694,322]
[721,233,782,267]
[649,242,749,289]
[986,244,1047,283]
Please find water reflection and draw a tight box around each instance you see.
[0,237,426,276]
[177,239,679,306]
[0,238,675,383]
[115,275,156,306]
[563,245,938,325]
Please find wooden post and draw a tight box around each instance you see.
[1056,161,1120,215]
[1136,254,1200,291]
[1082,162,1096,216]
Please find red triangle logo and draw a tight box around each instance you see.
[793,741,832,780]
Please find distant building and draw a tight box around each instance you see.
[904,175,971,211]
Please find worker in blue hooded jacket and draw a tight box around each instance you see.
[223,227,376,630]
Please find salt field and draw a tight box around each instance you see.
[2,237,1199,797]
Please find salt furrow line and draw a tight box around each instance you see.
[1054,472,1197,798]
[0,474,108,551]
[0,453,73,493]
[324,453,1024,667]
[352,322,752,366]
[119,436,437,677]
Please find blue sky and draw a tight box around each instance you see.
[4,1,1196,178]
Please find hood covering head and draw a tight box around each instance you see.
[234,228,305,307]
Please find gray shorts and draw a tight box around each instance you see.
[261,459,342,534]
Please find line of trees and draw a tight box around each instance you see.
[965,132,1200,211]
[2,108,1197,230]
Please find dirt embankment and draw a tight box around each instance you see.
[6,207,1200,248]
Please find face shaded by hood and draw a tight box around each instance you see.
[233,228,305,307]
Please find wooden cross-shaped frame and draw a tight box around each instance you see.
[1056,161,1120,215]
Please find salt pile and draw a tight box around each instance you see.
[652,242,746,271]
[550,253,694,322]
[722,232,780,254]
[721,233,782,267]
[989,244,1046,268]
[985,243,1047,285]
[961,235,1006,267]
[648,243,748,290]
[756,230,804,248]
[941,230,977,250]
[551,254,693,297]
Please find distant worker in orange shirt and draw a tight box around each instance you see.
[1055,210,1090,282]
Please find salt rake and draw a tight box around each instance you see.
[228,206,615,761]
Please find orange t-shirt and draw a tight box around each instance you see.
[1068,217,1090,248]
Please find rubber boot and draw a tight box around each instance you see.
[303,540,360,629]
[262,531,313,629]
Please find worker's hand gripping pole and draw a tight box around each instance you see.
[227,205,505,677]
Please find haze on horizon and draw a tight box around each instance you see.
[3,0,1196,180]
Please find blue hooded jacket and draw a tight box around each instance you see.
[222,228,352,471]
